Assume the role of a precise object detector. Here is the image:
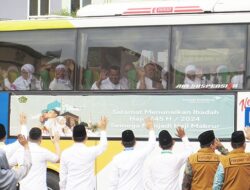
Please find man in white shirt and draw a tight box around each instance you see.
[108,118,156,190]
[0,114,28,160]
[9,127,60,190]
[49,64,73,90]
[143,127,193,190]
[59,116,108,190]
[0,135,31,190]
[91,65,128,90]
[0,123,18,160]
[137,63,163,90]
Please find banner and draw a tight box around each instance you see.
[237,92,250,130]
[10,94,234,138]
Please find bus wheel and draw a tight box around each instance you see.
[47,170,59,190]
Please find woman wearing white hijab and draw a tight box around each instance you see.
[11,64,41,90]
[49,64,73,90]
[0,135,31,190]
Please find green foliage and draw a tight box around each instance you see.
[53,9,77,17]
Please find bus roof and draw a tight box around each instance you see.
[1,0,250,32]
[1,11,250,32]
[77,0,250,17]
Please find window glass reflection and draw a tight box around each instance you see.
[0,30,76,90]
[172,25,246,90]
[77,27,170,90]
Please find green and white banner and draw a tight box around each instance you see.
[10,94,234,138]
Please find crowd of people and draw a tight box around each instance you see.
[0,59,75,91]
[0,60,244,91]
[180,64,244,90]
[0,116,250,190]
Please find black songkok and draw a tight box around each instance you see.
[198,130,215,146]
[159,130,172,146]
[122,130,135,142]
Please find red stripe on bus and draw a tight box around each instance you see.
[175,6,201,9]
[127,8,151,10]
[123,11,152,14]
[153,7,173,13]
[174,9,203,12]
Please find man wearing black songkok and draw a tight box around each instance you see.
[144,127,193,190]
[108,118,156,190]
[213,131,250,190]
[60,117,108,190]
[182,130,229,190]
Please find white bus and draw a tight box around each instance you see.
[1,0,250,189]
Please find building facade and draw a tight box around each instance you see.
[0,0,90,20]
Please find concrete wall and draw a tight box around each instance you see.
[0,0,28,20]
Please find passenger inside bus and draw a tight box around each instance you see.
[123,63,138,90]
[91,65,128,90]
[161,66,168,89]
[196,67,208,86]
[214,65,231,86]
[49,64,73,90]
[181,64,201,89]
[36,60,52,90]
[231,63,244,89]
[136,62,163,89]
[79,67,94,90]
[1,66,19,90]
[11,64,42,90]
[62,59,75,83]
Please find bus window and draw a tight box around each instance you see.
[246,25,250,89]
[171,25,247,90]
[0,30,77,91]
[77,27,170,90]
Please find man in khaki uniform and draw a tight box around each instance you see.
[213,131,250,190]
[182,130,228,190]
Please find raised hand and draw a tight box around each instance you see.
[214,138,223,148]
[137,67,146,79]
[175,127,185,138]
[99,70,108,81]
[145,117,154,130]
[17,134,29,149]
[97,116,108,131]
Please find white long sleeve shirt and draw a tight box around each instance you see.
[0,125,28,161]
[136,77,155,89]
[0,141,21,161]
[91,78,128,90]
[9,142,59,190]
[143,136,193,190]
[108,130,156,190]
[59,131,107,190]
